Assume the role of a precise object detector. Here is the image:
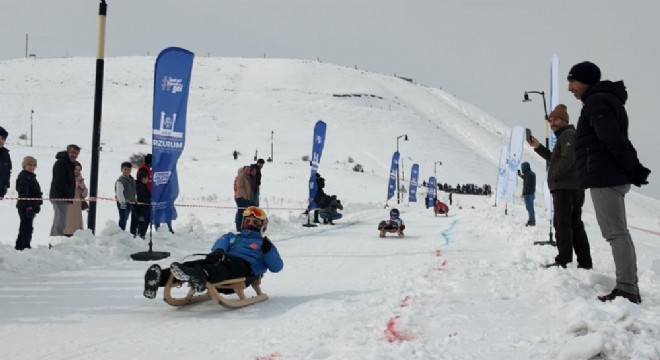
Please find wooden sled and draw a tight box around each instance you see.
[163,273,268,309]
[379,228,405,238]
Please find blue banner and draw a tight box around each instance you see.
[426,176,436,208]
[151,47,194,225]
[387,151,400,200]
[307,120,327,210]
[409,164,419,202]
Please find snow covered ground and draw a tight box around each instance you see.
[0,57,659,360]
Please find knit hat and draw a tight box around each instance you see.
[567,61,601,85]
[0,126,8,139]
[549,104,569,123]
[144,153,152,165]
[22,156,37,169]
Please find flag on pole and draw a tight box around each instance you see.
[151,47,194,226]
[409,164,419,202]
[504,126,526,205]
[307,120,327,210]
[387,151,400,201]
[495,146,508,205]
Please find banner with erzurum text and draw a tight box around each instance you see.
[426,176,436,208]
[409,164,419,202]
[307,120,327,210]
[495,146,508,205]
[504,126,526,205]
[151,47,194,226]
[387,151,400,201]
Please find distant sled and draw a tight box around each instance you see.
[162,273,268,308]
[434,201,449,217]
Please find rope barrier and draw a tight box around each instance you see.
[0,195,317,211]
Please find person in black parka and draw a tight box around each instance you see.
[568,61,650,304]
[16,156,43,250]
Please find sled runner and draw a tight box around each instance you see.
[163,273,268,308]
[378,221,405,238]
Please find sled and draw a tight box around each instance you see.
[379,229,405,238]
[434,202,449,217]
[163,273,268,309]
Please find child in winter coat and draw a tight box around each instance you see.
[134,169,151,239]
[15,156,43,250]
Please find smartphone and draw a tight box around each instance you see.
[525,128,532,142]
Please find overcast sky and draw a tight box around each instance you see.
[2,0,659,198]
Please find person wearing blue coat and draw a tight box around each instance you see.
[143,206,283,299]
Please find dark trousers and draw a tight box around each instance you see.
[553,189,592,267]
[117,203,133,231]
[131,206,150,238]
[159,257,252,286]
[16,208,35,250]
[235,198,253,231]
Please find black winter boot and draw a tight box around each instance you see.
[143,264,162,299]
[598,289,641,304]
[171,262,208,293]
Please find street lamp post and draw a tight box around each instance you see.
[523,90,550,167]
[396,134,408,204]
[523,90,555,247]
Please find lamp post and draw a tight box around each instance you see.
[396,134,408,204]
[523,90,556,247]
[523,90,550,167]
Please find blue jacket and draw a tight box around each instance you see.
[211,230,283,276]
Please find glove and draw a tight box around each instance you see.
[629,164,651,187]
[25,207,35,220]
[261,236,273,254]
[33,205,41,214]
[517,170,523,177]
[205,249,226,263]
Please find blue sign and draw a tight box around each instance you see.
[151,47,194,225]
[409,164,419,202]
[387,151,400,200]
[308,120,327,209]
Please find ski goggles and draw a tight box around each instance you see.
[243,206,266,221]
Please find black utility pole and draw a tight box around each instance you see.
[88,0,107,234]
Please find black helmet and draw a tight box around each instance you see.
[390,208,400,218]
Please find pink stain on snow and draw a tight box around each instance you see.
[435,249,442,257]
[255,352,282,360]
[383,316,415,343]
[399,296,411,307]
[436,259,448,271]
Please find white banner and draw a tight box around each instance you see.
[505,126,526,205]
[495,146,508,205]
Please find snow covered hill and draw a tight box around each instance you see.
[0,57,659,359]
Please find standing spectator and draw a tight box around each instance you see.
[313,172,326,223]
[49,144,80,236]
[234,166,254,231]
[63,161,88,236]
[134,168,151,239]
[0,126,12,200]
[253,158,265,206]
[115,161,136,231]
[568,61,650,304]
[131,154,152,236]
[232,150,238,160]
[15,156,42,250]
[517,162,536,226]
[528,104,592,269]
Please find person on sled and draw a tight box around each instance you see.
[434,200,449,216]
[143,206,283,299]
[378,208,406,237]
